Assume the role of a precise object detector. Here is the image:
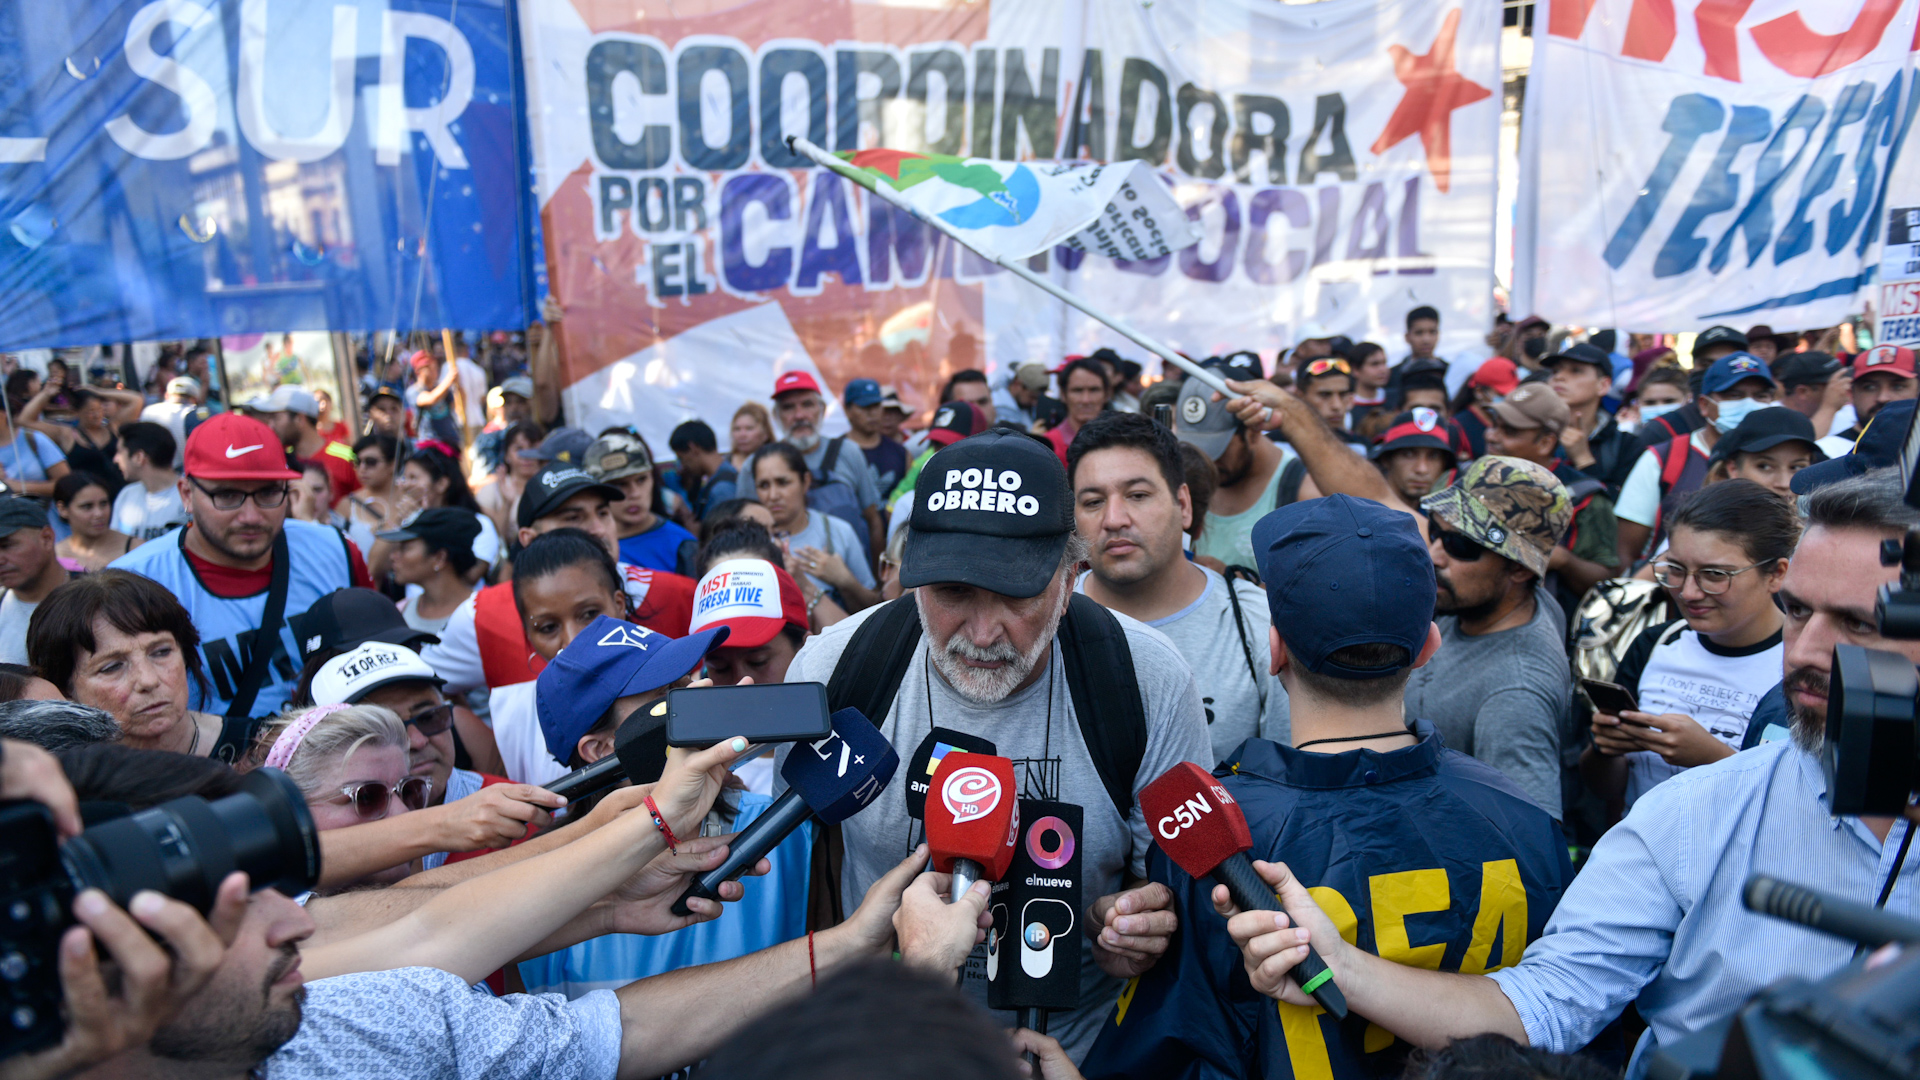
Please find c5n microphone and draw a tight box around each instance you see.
[1744,875,1920,948]
[925,752,1018,902]
[543,703,669,802]
[1140,762,1348,1019]
[669,708,897,916]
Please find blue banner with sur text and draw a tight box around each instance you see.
[0,0,529,351]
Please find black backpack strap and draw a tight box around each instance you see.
[1220,566,1267,707]
[824,596,924,723]
[819,436,846,482]
[225,529,291,722]
[1057,594,1148,821]
[1276,457,1308,507]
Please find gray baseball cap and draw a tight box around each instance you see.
[0,497,48,538]
[1173,375,1239,461]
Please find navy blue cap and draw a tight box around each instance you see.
[1790,398,1915,495]
[535,616,729,765]
[779,707,899,823]
[1701,352,1773,395]
[1252,494,1434,678]
[843,378,884,408]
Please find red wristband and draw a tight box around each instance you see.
[808,929,817,988]
[643,794,679,854]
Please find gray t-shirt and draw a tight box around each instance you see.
[803,437,881,510]
[780,602,1211,1062]
[266,966,621,1080]
[1077,565,1290,762]
[1403,589,1571,821]
[785,509,876,592]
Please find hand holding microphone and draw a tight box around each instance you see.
[1141,762,1348,1019]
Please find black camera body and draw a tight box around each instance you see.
[0,768,319,1060]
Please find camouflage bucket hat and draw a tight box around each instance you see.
[1419,456,1571,577]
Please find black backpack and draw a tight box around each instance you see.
[807,593,1149,927]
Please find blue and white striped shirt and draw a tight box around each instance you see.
[1489,739,1915,1076]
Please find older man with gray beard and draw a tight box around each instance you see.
[772,370,886,556]
[779,428,1210,1064]
[1209,466,1920,1080]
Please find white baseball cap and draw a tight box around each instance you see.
[246,385,319,419]
[689,559,807,649]
[308,641,442,705]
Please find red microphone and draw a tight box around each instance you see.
[1139,762,1348,1019]
[924,752,1019,902]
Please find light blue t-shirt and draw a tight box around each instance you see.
[0,429,64,484]
[516,792,813,998]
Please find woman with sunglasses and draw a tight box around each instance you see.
[340,434,400,556]
[250,701,427,888]
[293,640,552,878]
[1580,479,1795,819]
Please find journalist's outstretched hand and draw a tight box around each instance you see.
[1011,1029,1086,1080]
[303,738,751,984]
[1212,859,1527,1048]
[895,869,990,976]
[1089,881,1178,978]
[1,873,248,1080]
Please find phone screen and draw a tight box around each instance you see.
[666,682,832,748]
[1579,678,1639,716]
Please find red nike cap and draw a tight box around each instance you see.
[184,413,302,482]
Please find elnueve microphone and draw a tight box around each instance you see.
[669,708,897,916]
[924,752,1018,902]
[542,703,669,802]
[1743,875,1920,948]
[1140,762,1348,1019]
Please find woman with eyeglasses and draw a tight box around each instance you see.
[28,569,241,759]
[341,433,401,556]
[251,701,427,887]
[1580,479,1795,818]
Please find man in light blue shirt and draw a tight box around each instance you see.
[1212,468,1918,1076]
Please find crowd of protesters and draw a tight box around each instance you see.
[0,306,1911,1080]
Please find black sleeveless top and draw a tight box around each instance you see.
[66,426,122,494]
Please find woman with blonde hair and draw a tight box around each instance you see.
[727,402,774,472]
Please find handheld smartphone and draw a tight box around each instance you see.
[1578,677,1640,717]
[666,682,832,748]
[1151,402,1174,430]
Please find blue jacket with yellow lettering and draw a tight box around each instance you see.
[1081,721,1574,1080]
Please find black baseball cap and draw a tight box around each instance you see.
[1791,399,1915,495]
[518,463,623,529]
[901,429,1073,598]
[1693,325,1747,356]
[1707,407,1825,470]
[1543,342,1613,374]
[0,497,48,538]
[376,506,483,552]
[1370,409,1457,463]
[1772,350,1841,388]
[290,587,438,658]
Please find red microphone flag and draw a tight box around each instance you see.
[924,752,1019,882]
[1138,761,1252,880]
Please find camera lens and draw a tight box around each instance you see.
[59,767,321,913]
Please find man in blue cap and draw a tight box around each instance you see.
[535,614,728,773]
[842,376,907,497]
[1083,494,1573,1080]
[1614,350,1780,561]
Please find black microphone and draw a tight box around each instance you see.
[1743,875,1920,948]
[542,703,668,802]
[670,708,898,916]
[989,800,1084,1027]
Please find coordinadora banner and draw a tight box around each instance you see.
[0,0,530,351]
[518,0,1501,443]
[1511,0,1920,333]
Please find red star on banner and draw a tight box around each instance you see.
[1369,8,1491,194]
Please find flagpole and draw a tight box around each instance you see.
[788,137,1234,399]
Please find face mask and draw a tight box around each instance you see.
[1637,401,1684,423]
[1522,337,1547,360]
[1711,398,1776,433]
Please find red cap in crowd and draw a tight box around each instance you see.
[409,349,436,370]
[926,401,987,447]
[773,370,822,398]
[184,413,302,482]
[1467,357,1520,395]
[1853,344,1916,379]
[689,558,808,647]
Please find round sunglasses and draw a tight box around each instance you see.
[328,776,433,820]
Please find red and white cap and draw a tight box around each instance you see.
[183,413,301,482]
[772,370,822,398]
[689,558,808,648]
[1854,344,1916,378]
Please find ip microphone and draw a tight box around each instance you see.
[542,703,669,803]
[669,708,897,916]
[1140,762,1348,1020]
[924,752,1019,902]
[905,728,997,821]
[1743,875,1920,948]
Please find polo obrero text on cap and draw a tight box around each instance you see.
[923,466,1043,517]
